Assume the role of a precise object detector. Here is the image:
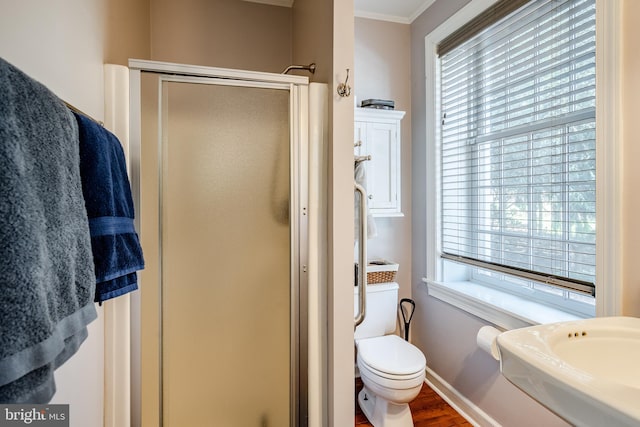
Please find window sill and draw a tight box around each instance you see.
[422,279,587,330]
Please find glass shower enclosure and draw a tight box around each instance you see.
[129,60,309,427]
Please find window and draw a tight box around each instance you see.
[437,0,596,316]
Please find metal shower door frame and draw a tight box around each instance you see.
[128,59,309,427]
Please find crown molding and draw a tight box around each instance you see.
[355,0,436,24]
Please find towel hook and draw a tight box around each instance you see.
[337,69,351,97]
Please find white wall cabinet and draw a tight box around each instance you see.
[354,108,405,217]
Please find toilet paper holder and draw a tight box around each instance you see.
[477,325,502,361]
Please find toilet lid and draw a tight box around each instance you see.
[357,335,426,376]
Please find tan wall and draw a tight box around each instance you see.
[150,0,292,73]
[622,0,640,316]
[354,18,412,304]
[293,1,355,425]
[104,0,151,65]
[292,0,333,83]
[291,3,334,426]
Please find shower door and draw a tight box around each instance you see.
[131,62,308,427]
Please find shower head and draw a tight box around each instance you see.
[281,63,316,75]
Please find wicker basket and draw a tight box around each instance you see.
[355,260,399,284]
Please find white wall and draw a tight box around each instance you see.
[0,1,105,119]
[0,1,106,426]
[354,18,413,305]
[329,6,356,422]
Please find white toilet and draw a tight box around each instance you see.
[354,282,427,427]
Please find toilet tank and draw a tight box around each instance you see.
[354,282,399,340]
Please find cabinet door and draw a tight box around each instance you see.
[354,120,400,216]
[354,109,404,217]
[366,122,399,213]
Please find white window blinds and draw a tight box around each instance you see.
[439,0,596,295]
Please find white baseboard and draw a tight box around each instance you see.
[425,367,501,427]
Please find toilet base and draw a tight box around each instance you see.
[358,386,414,427]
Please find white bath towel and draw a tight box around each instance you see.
[354,161,377,240]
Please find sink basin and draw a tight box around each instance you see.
[496,316,640,427]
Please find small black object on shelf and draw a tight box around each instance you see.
[361,99,395,110]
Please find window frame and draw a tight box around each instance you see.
[423,0,622,325]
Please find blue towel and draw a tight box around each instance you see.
[74,113,145,303]
[0,57,97,403]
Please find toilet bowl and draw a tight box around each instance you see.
[356,334,426,427]
[354,283,427,427]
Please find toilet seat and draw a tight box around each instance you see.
[358,357,424,382]
[357,335,426,377]
[358,358,425,392]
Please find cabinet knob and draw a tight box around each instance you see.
[354,141,362,147]
[368,194,373,200]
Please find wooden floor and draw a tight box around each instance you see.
[355,377,472,427]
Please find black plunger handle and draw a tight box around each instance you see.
[399,298,415,341]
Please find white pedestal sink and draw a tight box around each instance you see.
[496,317,640,427]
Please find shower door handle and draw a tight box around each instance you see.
[354,182,367,328]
